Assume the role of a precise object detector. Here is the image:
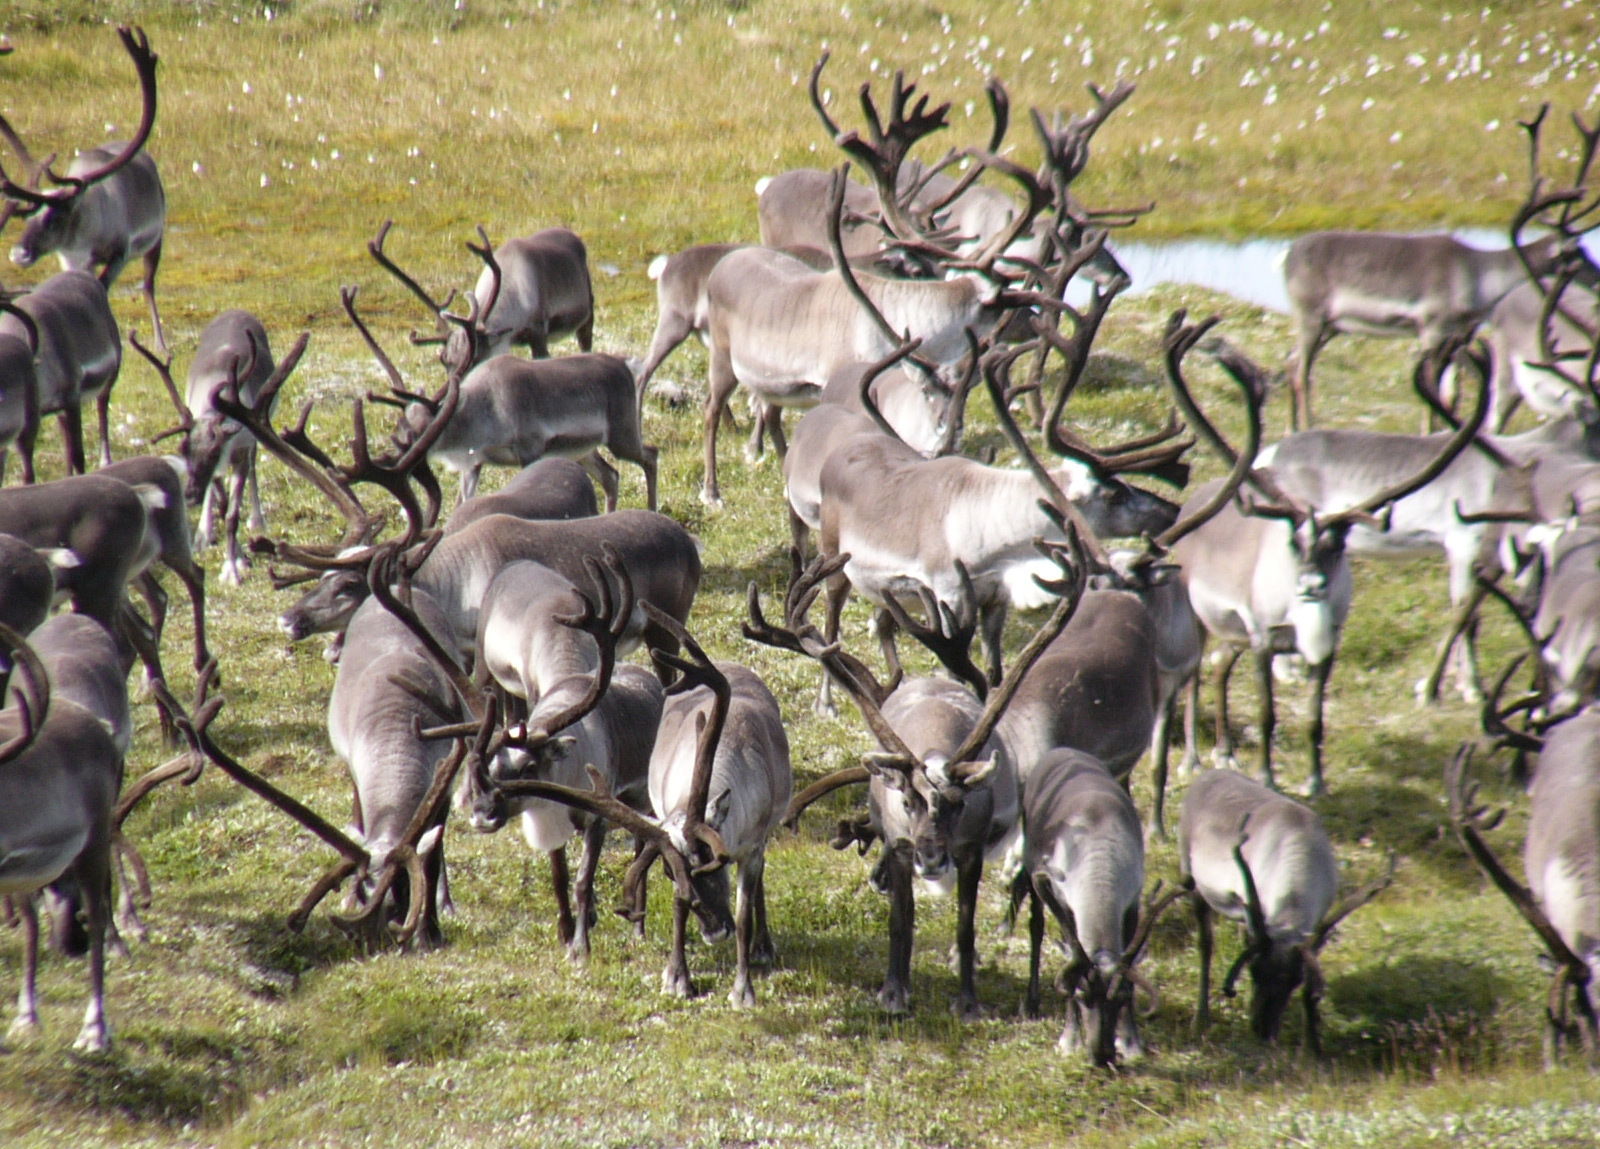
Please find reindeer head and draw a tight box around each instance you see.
[867,748,1001,886]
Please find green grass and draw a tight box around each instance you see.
[1,1,1599,1146]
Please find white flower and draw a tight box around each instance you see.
[373,62,383,80]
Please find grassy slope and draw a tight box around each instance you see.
[1,1,1598,1146]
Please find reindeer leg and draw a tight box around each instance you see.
[743,395,767,464]
[751,865,776,966]
[141,241,166,355]
[661,892,694,998]
[701,343,738,509]
[813,565,850,717]
[133,571,168,686]
[59,405,86,475]
[568,817,606,963]
[767,405,789,461]
[1148,691,1176,842]
[1305,654,1334,797]
[195,477,221,550]
[1302,985,1323,1059]
[246,447,266,533]
[170,557,209,672]
[878,842,914,1015]
[414,831,446,952]
[979,598,1007,689]
[70,839,112,1052]
[549,847,575,947]
[1022,883,1045,1019]
[1212,645,1242,767]
[873,606,904,686]
[951,851,984,1019]
[6,896,40,1044]
[640,443,659,513]
[576,313,593,354]
[1181,668,1202,775]
[1193,895,1213,1035]
[575,451,617,513]
[219,462,250,587]
[729,853,763,1008]
[1255,648,1278,791]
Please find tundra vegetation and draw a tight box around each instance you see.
[2,1,1600,1147]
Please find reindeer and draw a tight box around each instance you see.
[280,457,597,656]
[0,624,123,1052]
[1481,279,1600,429]
[1180,768,1394,1054]
[0,26,165,352]
[462,555,664,962]
[129,311,282,587]
[814,331,1183,713]
[0,270,121,477]
[369,220,592,374]
[0,473,160,647]
[1166,319,1488,795]
[386,352,656,511]
[441,457,597,533]
[0,298,38,480]
[1449,736,1599,1067]
[749,540,1085,1015]
[1020,748,1186,1065]
[1281,104,1600,431]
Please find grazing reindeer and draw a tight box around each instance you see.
[369,220,593,374]
[642,613,791,1006]
[749,541,1085,1015]
[1180,768,1393,1054]
[1021,748,1186,1064]
[327,583,463,950]
[1449,741,1598,1066]
[0,624,123,1052]
[130,311,281,586]
[1167,319,1488,794]
[0,270,121,477]
[464,555,665,962]
[0,26,165,352]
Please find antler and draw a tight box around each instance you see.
[368,219,458,341]
[463,224,505,339]
[1151,319,1269,552]
[979,341,1108,566]
[1221,815,1272,998]
[1312,852,1397,951]
[128,327,196,442]
[0,621,49,765]
[810,53,953,254]
[1445,744,1594,1027]
[876,560,988,699]
[1109,878,1193,1016]
[149,661,373,932]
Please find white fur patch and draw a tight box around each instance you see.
[647,254,669,280]
[755,176,773,196]
[1002,555,1066,610]
[133,482,167,511]
[520,802,577,852]
[162,455,189,481]
[1289,597,1338,666]
[41,547,81,570]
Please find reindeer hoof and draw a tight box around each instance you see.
[218,562,246,589]
[566,939,591,966]
[71,1022,109,1054]
[5,1015,39,1046]
[728,980,756,1009]
[699,489,724,511]
[661,966,693,998]
[742,442,766,465]
[950,995,985,1021]
[877,984,911,1015]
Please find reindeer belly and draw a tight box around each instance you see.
[0,835,89,894]
[1325,289,1423,338]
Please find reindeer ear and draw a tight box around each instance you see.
[862,752,909,790]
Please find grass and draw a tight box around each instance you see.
[1,1,1599,1146]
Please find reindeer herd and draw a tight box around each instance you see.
[0,26,1598,1077]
